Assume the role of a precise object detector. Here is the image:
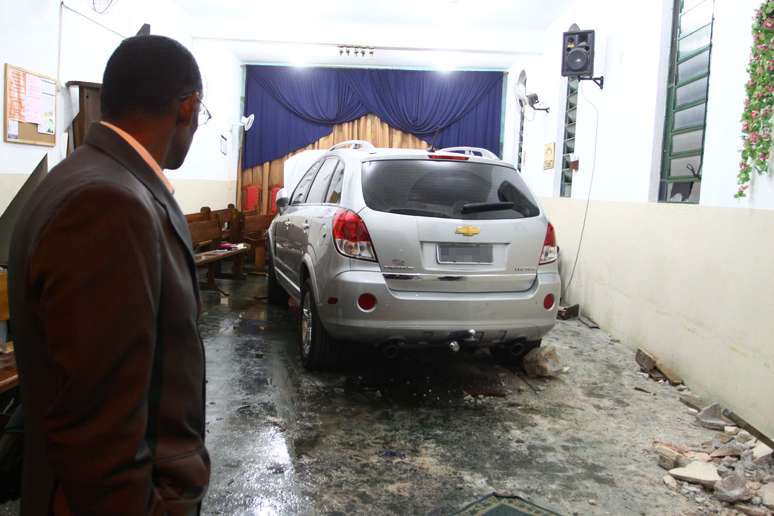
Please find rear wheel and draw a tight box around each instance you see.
[266,244,289,306]
[492,339,541,367]
[299,279,339,370]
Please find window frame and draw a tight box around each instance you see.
[658,0,715,204]
[305,157,340,205]
[324,161,346,205]
[560,77,579,198]
[290,160,324,206]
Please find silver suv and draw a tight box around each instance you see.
[267,141,560,370]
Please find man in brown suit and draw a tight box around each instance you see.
[8,35,211,515]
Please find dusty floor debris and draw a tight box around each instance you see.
[522,345,563,378]
[2,275,770,516]
[654,395,774,515]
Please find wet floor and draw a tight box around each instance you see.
[0,274,714,516]
[199,276,714,516]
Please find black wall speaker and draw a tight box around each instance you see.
[561,30,595,77]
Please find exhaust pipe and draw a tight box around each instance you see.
[381,343,401,360]
[449,341,460,353]
[508,342,524,356]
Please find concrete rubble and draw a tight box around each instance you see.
[522,345,563,378]
[652,387,774,516]
[635,348,683,385]
[714,473,753,503]
[696,403,733,431]
[680,392,706,411]
[754,443,774,464]
[761,483,774,509]
[669,461,721,487]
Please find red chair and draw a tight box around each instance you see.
[243,185,260,212]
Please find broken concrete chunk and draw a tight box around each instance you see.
[522,345,562,378]
[725,426,740,435]
[656,362,683,385]
[680,393,706,411]
[737,430,755,443]
[752,443,773,464]
[557,304,579,320]
[714,473,753,503]
[760,483,774,509]
[734,503,771,516]
[633,349,683,384]
[712,444,746,458]
[663,474,678,489]
[696,403,732,431]
[669,461,721,488]
[684,451,712,463]
[636,349,658,372]
[714,433,736,447]
[655,442,687,469]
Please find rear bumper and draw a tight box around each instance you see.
[317,270,560,346]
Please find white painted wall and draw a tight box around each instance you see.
[0,0,63,178]
[544,197,774,438]
[0,0,242,215]
[502,0,774,436]
[506,0,774,209]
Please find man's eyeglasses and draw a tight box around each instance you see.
[198,99,212,126]
[180,92,212,126]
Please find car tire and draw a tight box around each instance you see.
[299,279,339,370]
[266,244,289,307]
[492,339,541,367]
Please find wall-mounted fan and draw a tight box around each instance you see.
[239,114,255,132]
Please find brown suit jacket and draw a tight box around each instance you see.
[8,123,209,515]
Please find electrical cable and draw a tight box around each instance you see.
[91,0,117,14]
[562,80,600,300]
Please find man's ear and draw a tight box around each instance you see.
[177,95,196,126]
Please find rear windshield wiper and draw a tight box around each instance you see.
[388,208,451,218]
[460,202,515,214]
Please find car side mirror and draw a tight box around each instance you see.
[275,191,289,214]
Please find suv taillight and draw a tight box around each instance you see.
[333,209,377,261]
[539,222,558,265]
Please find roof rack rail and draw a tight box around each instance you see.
[329,140,376,152]
[438,147,499,160]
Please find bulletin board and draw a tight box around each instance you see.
[4,64,56,147]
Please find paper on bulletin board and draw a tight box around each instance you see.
[23,75,43,125]
[37,79,56,135]
[7,67,25,122]
[7,120,19,140]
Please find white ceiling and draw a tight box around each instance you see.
[175,0,575,69]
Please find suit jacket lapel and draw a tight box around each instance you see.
[83,123,201,301]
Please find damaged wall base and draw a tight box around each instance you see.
[543,197,774,439]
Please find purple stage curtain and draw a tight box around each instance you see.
[243,66,503,169]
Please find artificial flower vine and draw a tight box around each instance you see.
[737,0,774,198]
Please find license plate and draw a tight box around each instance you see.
[437,244,493,264]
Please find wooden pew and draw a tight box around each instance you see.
[187,214,249,293]
[0,270,18,394]
[243,213,274,271]
[185,206,212,224]
[210,205,243,243]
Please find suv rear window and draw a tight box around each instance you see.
[361,159,540,220]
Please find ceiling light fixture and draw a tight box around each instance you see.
[337,45,376,58]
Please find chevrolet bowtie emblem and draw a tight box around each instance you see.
[455,225,480,237]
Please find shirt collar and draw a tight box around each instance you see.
[99,121,174,194]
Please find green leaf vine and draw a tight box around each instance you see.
[737,0,774,198]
